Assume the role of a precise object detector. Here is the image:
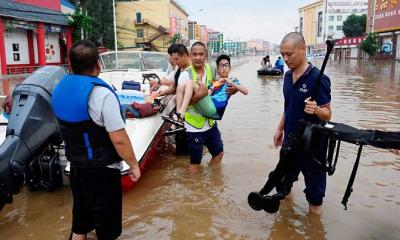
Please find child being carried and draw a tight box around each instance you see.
[163,54,248,128]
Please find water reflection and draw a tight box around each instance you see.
[268,199,326,240]
[0,58,399,239]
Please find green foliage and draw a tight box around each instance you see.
[68,9,93,40]
[170,33,182,44]
[360,32,378,57]
[71,0,115,49]
[342,14,367,37]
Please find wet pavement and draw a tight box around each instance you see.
[0,57,399,239]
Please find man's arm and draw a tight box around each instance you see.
[190,83,208,104]
[273,113,285,148]
[304,97,331,121]
[159,84,176,96]
[109,129,141,181]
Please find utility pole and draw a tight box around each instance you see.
[113,0,118,51]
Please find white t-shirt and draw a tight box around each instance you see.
[88,86,125,169]
[166,65,178,82]
[178,66,212,133]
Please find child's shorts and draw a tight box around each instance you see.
[193,95,219,119]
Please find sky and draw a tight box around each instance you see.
[178,0,313,44]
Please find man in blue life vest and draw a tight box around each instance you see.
[51,40,141,240]
[273,32,331,215]
[274,56,285,73]
[177,41,238,173]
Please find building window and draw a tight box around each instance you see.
[137,29,144,38]
[136,12,142,23]
[337,25,342,31]
[329,15,334,21]
[337,15,342,21]
[299,17,303,33]
[317,11,323,37]
[328,25,333,30]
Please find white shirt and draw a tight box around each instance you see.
[166,65,178,82]
[178,66,212,133]
[88,86,124,169]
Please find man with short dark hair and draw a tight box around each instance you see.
[175,42,228,173]
[52,40,141,240]
[274,32,331,214]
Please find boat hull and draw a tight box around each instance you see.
[257,68,282,76]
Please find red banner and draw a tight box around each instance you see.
[373,0,400,32]
[169,17,177,36]
[335,36,365,46]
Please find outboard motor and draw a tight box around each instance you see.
[0,66,67,211]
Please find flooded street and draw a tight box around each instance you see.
[1,58,400,239]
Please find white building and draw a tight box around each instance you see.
[324,0,368,40]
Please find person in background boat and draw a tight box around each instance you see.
[274,56,285,73]
[149,43,179,93]
[273,32,331,215]
[261,55,272,69]
[173,42,237,173]
[51,40,141,240]
[164,54,248,123]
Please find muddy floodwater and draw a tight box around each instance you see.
[0,58,399,239]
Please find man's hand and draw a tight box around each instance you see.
[304,97,319,115]
[149,78,161,91]
[197,83,209,97]
[129,164,141,182]
[226,82,238,96]
[273,129,284,148]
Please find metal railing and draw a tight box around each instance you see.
[6,64,71,75]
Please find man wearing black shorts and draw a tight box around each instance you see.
[52,40,141,239]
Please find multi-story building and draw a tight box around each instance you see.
[367,0,400,60]
[325,0,368,40]
[299,0,368,55]
[247,39,271,55]
[299,0,324,55]
[116,0,189,52]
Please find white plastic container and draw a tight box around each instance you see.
[116,90,145,105]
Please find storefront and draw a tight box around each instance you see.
[334,36,365,61]
[0,1,72,76]
[368,0,400,60]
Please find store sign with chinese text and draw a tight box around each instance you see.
[374,0,400,32]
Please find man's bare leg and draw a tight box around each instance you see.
[175,83,186,113]
[72,233,87,240]
[178,80,195,115]
[188,164,200,173]
[209,151,224,166]
[309,204,323,215]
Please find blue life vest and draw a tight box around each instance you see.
[51,75,122,168]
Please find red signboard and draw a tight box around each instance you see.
[13,0,61,11]
[373,0,400,32]
[335,36,365,46]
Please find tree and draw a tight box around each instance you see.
[342,14,367,37]
[360,32,378,58]
[70,0,115,49]
[68,9,93,40]
[170,33,182,44]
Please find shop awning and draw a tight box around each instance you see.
[0,0,69,26]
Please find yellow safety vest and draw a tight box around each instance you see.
[184,64,215,129]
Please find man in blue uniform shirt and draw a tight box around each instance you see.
[52,40,141,239]
[273,32,332,215]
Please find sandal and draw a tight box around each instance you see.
[164,125,186,136]
[161,112,184,127]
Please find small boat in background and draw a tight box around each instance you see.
[257,67,283,76]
